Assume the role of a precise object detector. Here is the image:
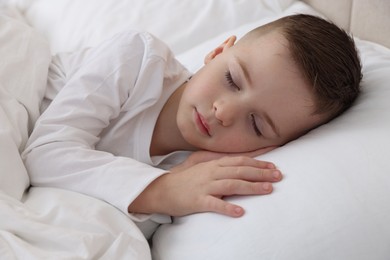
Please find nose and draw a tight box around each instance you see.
[213,100,236,127]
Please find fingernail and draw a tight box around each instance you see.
[234,207,244,215]
[263,183,272,191]
[273,170,281,179]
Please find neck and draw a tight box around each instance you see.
[150,83,195,156]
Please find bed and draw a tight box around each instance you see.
[1,0,389,259]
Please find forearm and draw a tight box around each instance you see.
[24,141,167,216]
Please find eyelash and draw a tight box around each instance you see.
[225,71,261,137]
[251,114,262,137]
[225,71,240,91]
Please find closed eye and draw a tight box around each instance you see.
[225,71,240,91]
[251,114,262,136]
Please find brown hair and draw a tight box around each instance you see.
[243,14,362,119]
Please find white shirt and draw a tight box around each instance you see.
[22,31,192,237]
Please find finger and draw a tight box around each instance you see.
[240,145,278,158]
[214,166,282,182]
[217,156,276,169]
[201,195,245,218]
[210,180,273,196]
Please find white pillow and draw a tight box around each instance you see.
[152,4,390,260]
[16,0,295,54]
[0,15,51,199]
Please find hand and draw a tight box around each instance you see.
[128,155,282,218]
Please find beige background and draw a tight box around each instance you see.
[303,0,390,48]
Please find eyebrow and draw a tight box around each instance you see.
[234,55,281,138]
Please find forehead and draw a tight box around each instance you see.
[236,31,293,74]
[234,31,310,95]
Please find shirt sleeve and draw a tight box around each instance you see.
[22,31,169,221]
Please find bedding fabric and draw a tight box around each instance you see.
[12,0,295,55]
[0,188,151,259]
[0,15,50,201]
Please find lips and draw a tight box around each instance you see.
[194,108,211,136]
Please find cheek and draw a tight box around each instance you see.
[188,70,222,96]
[195,80,218,96]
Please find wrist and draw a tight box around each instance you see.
[128,173,170,215]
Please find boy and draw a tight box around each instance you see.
[22,14,362,237]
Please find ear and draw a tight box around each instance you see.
[204,35,237,64]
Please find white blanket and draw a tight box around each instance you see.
[0,188,150,259]
[0,15,151,259]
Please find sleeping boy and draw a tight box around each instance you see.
[22,14,362,237]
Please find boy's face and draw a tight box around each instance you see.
[176,31,325,153]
